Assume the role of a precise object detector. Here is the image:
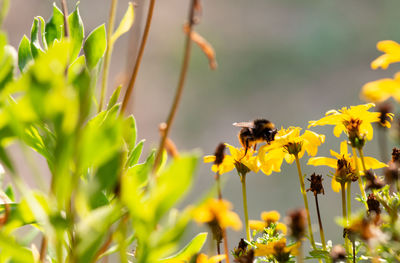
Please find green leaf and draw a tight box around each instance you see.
[0,145,14,173]
[126,139,144,167]
[30,18,43,58]
[5,184,14,202]
[68,5,84,63]
[0,232,34,262]
[107,85,121,110]
[0,35,16,90]
[160,233,208,262]
[18,35,33,72]
[37,16,47,50]
[111,2,135,44]
[45,3,64,47]
[83,24,106,69]
[123,115,136,151]
[151,154,198,223]
[0,0,9,28]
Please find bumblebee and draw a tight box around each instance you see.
[233,119,277,155]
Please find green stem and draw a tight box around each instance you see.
[351,147,367,209]
[346,181,351,223]
[99,0,118,112]
[121,0,156,113]
[357,148,367,173]
[240,173,250,241]
[341,183,350,262]
[294,155,316,249]
[152,0,196,172]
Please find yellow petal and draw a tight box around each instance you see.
[261,210,280,223]
[307,157,337,169]
[249,220,266,231]
[208,255,226,263]
[371,40,400,69]
[276,222,287,234]
[340,140,349,156]
[331,178,342,193]
[363,156,388,170]
[204,155,216,163]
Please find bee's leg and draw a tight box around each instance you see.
[253,144,257,151]
[240,141,249,161]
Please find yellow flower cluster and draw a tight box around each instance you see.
[249,210,287,234]
[204,127,325,176]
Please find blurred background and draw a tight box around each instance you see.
[4,0,400,255]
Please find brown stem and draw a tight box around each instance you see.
[93,233,113,262]
[222,228,230,263]
[60,0,69,37]
[314,194,326,250]
[121,0,156,113]
[39,238,48,262]
[152,0,196,172]
[378,126,388,163]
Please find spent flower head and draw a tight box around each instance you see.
[204,143,259,175]
[258,126,325,175]
[308,103,392,148]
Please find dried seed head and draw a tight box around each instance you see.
[287,209,306,240]
[330,245,346,262]
[385,161,399,184]
[233,238,247,259]
[306,173,324,196]
[234,249,254,263]
[392,147,400,163]
[365,169,385,191]
[367,193,381,215]
[214,143,226,166]
[378,103,392,127]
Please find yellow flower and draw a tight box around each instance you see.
[308,141,387,192]
[254,238,299,262]
[308,103,392,143]
[193,198,242,231]
[196,254,226,263]
[249,210,287,234]
[361,72,400,103]
[258,127,325,175]
[371,40,400,70]
[203,143,260,175]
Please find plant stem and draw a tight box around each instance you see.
[341,183,350,262]
[294,154,316,250]
[297,242,303,263]
[346,181,351,223]
[98,0,118,112]
[216,172,222,200]
[121,0,156,113]
[60,0,69,37]
[351,147,367,209]
[357,148,368,173]
[222,228,230,263]
[314,194,326,250]
[152,0,196,172]
[240,173,250,241]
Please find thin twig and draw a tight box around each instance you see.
[314,194,326,250]
[99,0,119,112]
[152,0,196,172]
[60,0,69,37]
[121,0,156,113]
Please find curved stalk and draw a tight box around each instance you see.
[222,228,230,263]
[294,154,316,250]
[152,0,196,172]
[98,0,118,112]
[314,194,326,250]
[121,0,156,113]
[346,182,351,223]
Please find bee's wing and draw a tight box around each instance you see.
[232,122,255,128]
